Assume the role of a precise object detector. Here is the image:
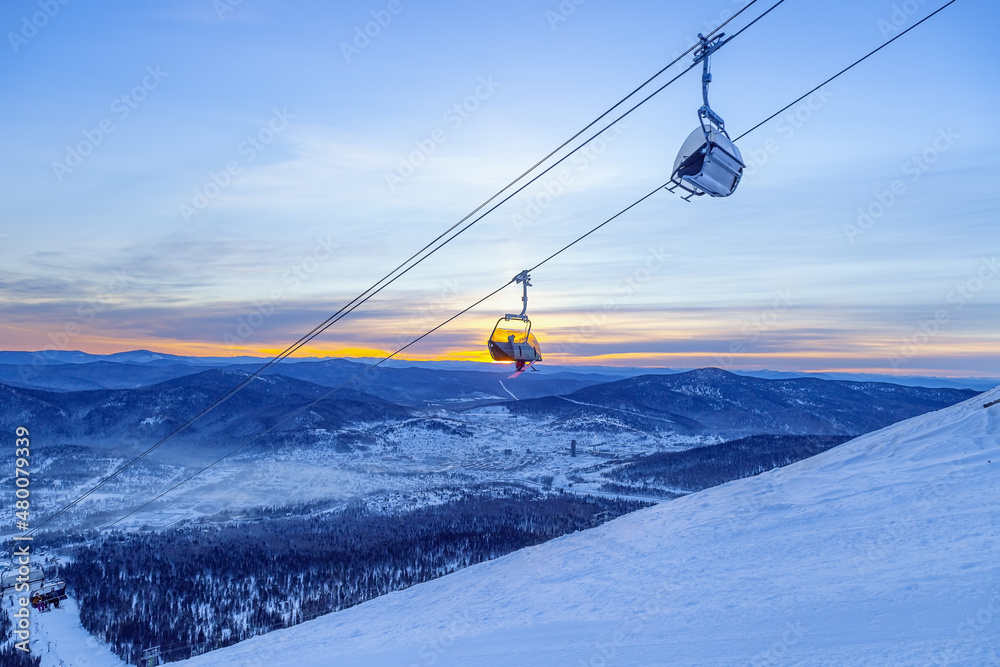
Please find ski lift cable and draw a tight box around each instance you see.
[96,0,958,529]
[231,0,785,364]
[38,0,948,534]
[102,179,671,530]
[27,68,699,535]
[266,0,770,354]
[249,63,700,351]
[733,0,957,142]
[543,0,959,260]
[26,2,788,537]
[269,0,792,355]
[192,0,772,373]
[101,279,517,530]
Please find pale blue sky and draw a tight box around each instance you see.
[1,0,997,375]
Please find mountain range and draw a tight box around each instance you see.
[0,365,980,450]
[0,369,409,451]
[493,367,978,437]
[1,350,995,395]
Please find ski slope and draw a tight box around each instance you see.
[1,595,127,667]
[179,387,1000,666]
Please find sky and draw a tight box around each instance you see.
[0,0,997,376]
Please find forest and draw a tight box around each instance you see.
[0,605,42,667]
[603,434,853,493]
[62,485,648,664]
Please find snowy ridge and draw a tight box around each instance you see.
[179,386,1000,666]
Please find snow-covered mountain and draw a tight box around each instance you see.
[0,356,617,401]
[0,369,412,450]
[178,385,1000,666]
[2,368,974,453]
[496,368,978,437]
[2,350,995,394]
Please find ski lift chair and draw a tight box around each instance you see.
[37,580,68,608]
[1,565,43,592]
[667,33,745,200]
[487,271,543,372]
[488,318,542,370]
[670,124,745,199]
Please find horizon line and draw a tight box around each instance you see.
[2,347,998,382]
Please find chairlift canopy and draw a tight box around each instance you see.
[670,125,745,198]
[486,270,542,371]
[667,32,746,199]
[488,318,542,365]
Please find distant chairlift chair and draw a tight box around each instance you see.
[1,564,43,593]
[487,270,542,373]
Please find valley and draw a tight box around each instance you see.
[0,359,977,534]
[0,353,990,666]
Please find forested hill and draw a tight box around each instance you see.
[497,368,978,437]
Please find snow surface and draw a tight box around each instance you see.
[2,594,127,666]
[174,386,1000,666]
